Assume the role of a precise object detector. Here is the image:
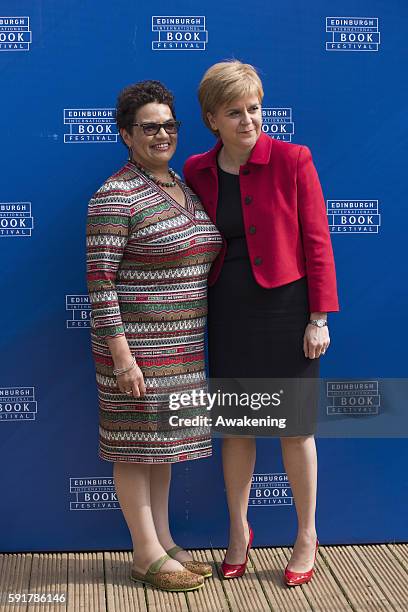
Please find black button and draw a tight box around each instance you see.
[254,256,262,265]
[242,168,250,175]
[245,195,253,205]
[249,225,256,235]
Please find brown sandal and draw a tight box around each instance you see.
[167,545,213,578]
[130,553,204,592]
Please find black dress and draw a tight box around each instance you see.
[207,165,319,437]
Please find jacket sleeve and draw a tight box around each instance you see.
[296,146,340,312]
[86,182,129,338]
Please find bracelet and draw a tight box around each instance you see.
[113,356,136,376]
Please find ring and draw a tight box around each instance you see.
[124,390,132,395]
[321,351,326,355]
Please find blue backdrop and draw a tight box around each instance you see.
[1,0,407,552]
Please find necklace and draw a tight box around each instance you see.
[131,158,177,187]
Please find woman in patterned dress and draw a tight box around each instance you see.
[86,81,222,592]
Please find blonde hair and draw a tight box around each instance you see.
[198,60,264,134]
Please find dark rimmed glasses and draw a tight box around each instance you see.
[132,121,181,136]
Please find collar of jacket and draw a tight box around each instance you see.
[195,132,274,170]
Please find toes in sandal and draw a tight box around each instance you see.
[130,553,204,592]
[167,545,213,578]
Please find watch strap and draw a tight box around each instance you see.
[309,319,328,327]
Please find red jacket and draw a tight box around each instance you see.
[183,133,339,313]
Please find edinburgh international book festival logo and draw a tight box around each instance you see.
[326,381,380,416]
[326,17,380,51]
[152,16,208,50]
[327,200,381,233]
[0,202,34,237]
[0,17,31,51]
[69,477,119,511]
[0,387,38,421]
[262,108,294,142]
[65,295,91,329]
[249,473,293,507]
[63,109,118,143]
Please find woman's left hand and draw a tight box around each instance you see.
[303,324,330,359]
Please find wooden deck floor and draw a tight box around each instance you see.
[1,544,407,611]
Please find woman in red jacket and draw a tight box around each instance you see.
[183,61,339,586]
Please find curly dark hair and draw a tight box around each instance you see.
[116,80,176,143]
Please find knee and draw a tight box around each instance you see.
[280,434,313,445]
[223,436,255,446]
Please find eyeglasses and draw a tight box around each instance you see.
[132,121,181,136]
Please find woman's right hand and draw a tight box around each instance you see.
[106,336,146,398]
[116,362,146,398]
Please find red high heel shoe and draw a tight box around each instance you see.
[284,538,319,586]
[220,524,254,579]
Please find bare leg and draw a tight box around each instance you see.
[280,435,318,571]
[113,462,184,573]
[150,463,193,562]
[222,437,256,563]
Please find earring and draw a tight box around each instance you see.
[128,147,133,162]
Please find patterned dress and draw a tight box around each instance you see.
[86,162,222,463]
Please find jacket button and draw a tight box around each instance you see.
[242,168,250,175]
[245,195,253,205]
[249,225,256,235]
[254,256,262,266]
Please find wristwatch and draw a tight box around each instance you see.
[309,319,328,328]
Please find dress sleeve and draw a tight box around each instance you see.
[296,146,340,312]
[86,181,130,338]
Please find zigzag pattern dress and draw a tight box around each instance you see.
[86,162,222,463]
